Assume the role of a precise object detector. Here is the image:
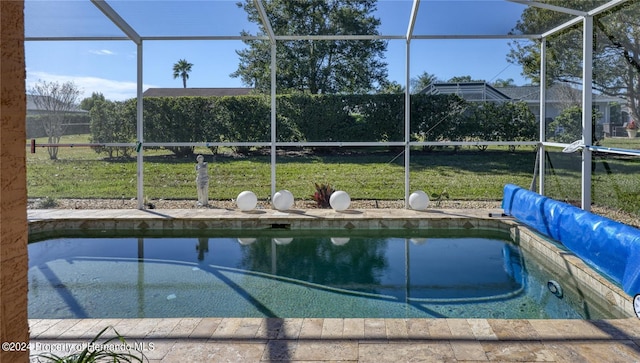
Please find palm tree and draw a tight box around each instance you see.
[173,59,193,88]
[410,71,439,94]
[492,78,516,87]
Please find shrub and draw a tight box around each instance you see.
[89,99,136,158]
[548,106,600,144]
[312,183,334,208]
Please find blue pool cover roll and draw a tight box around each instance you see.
[502,184,640,296]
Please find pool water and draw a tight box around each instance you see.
[28,229,623,319]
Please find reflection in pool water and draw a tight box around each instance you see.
[27,229,623,319]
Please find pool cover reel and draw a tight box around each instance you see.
[502,184,640,296]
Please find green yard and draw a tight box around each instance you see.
[26,134,640,217]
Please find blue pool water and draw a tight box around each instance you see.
[28,229,623,319]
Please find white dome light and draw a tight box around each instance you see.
[236,191,257,211]
[272,190,294,211]
[409,190,430,210]
[329,190,351,211]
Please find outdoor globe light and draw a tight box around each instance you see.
[272,189,294,211]
[236,191,257,211]
[329,190,350,211]
[331,237,350,246]
[273,237,293,245]
[409,190,430,210]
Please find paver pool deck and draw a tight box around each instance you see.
[27,208,640,362]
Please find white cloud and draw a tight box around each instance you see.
[27,71,157,101]
[89,49,115,56]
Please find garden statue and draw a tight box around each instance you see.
[195,154,209,206]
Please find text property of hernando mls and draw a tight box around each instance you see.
[3,341,155,353]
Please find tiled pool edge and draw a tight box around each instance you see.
[28,207,509,233]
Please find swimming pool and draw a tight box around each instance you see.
[28,228,630,320]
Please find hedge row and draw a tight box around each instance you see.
[90,94,537,156]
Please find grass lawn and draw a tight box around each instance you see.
[26,134,640,216]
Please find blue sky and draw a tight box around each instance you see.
[25,1,534,101]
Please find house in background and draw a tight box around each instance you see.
[27,94,88,115]
[26,94,89,138]
[496,84,627,137]
[143,88,254,97]
[421,82,628,138]
[420,82,512,102]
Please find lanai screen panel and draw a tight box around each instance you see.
[25,0,127,39]
[413,1,529,36]
[23,0,636,212]
[590,1,640,218]
[108,0,259,38]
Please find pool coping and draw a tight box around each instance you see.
[28,207,507,232]
[26,208,640,362]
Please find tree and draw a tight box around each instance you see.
[447,75,485,83]
[491,78,516,87]
[80,92,105,111]
[410,71,439,93]
[508,1,640,121]
[377,80,404,94]
[232,0,388,94]
[28,80,82,160]
[173,59,193,88]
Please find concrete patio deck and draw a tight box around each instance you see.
[29,316,640,362]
